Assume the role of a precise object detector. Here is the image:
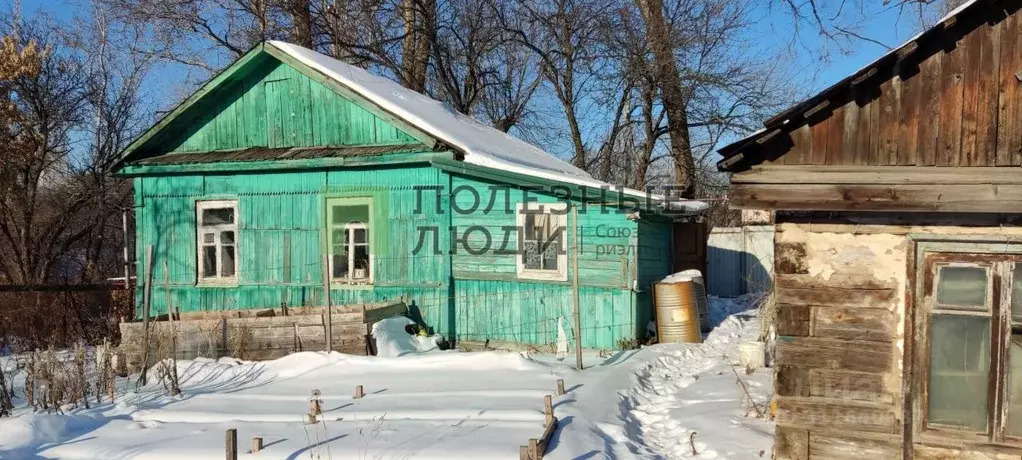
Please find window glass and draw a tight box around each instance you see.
[220,246,235,277]
[927,314,991,431]
[522,241,541,270]
[202,246,217,278]
[936,266,988,309]
[202,233,215,244]
[201,208,234,225]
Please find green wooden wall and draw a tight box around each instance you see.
[133,164,453,337]
[446,173,646,349]
[142,54,419,156]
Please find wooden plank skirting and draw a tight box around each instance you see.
[118,301,406,368]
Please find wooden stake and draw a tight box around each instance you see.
[556,379,565,396]
[355,385,364,399]
[225,429,237,460]
[140,245,154,386]
[306,413,317,424]
[529,439,539,459]
[322,254,333,353]
[544,395,553,428]
[252,437,263,453]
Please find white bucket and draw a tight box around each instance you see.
[738,341,766,369]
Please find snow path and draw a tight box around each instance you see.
[615,299,774,459]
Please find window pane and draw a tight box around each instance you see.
[523,213,537,241]
[353,227,367,244]
[927,314,990,431]
[221,246,235,277]
[539,232,561,271]
[221,231,234,245]
[201,207,234,226]
[332,204,369,225]
[352,245,370,280]
[936,266,988,309]
[1013,266,1022,322]
[522,241,541,270]
[1006,333,1022,437]
[202,233,215,244]
[331,229,345,251]
[332,253,349,279]
[202,246,217,278]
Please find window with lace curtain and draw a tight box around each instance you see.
[516,202,567,281]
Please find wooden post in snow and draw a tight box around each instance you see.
[322,254,333,353]
[122,210,131,290]
[556,379,565,396]
[252,437,263,453]
[140,245,154,386]
[570,206,583,370]
[355,385,364,399]
[225,429,237,460]
[544,395,554,427]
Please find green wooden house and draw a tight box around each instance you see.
[113,41,707,350]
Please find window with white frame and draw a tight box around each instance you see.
[327,199,372,283]
[516,202,568,281]
[196,200,238,283]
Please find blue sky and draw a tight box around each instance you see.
[12,0,935,159]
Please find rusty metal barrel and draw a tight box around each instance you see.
[653,277,703,344]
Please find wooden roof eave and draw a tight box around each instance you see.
[715,0,984,172]
[116,150,454,177]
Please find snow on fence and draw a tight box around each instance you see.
[706,226,774,297]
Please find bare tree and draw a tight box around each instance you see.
[496,0,613,170]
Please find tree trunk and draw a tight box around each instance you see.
[635,0,695,198]
[401,0,434,92]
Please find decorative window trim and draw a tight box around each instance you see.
[195,200,239,285]
[515,201,568,282]
[326,197,374,286]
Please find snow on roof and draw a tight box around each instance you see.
[267,41,708,215]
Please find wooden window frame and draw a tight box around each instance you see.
[914,246,1022,449]
[515,202,568,282]
[195,200,239,285]
[326,197,374,286]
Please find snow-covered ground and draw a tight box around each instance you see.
[0,295,773,459]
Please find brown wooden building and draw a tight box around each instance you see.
[718,0,1022,458]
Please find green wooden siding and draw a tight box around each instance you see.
[635,219,675,339]
[150,55,419,155]
[133,165,452,337]
[446,173,645,348]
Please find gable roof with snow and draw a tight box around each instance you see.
[117,41,706,214]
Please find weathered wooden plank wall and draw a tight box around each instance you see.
[761,2,1022,169]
